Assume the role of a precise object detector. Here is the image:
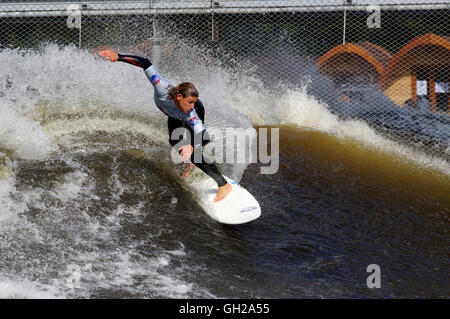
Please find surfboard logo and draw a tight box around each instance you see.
[240,206,258,214]
[151,75,160,85]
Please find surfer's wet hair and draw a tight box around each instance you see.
[168,82,199,100]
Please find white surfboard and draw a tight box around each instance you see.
[185,173,261,225]
[122,149,261,224]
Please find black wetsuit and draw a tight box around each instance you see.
[117,54,228,187]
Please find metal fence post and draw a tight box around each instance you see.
[343,7,347,44]
[79,8,82,49]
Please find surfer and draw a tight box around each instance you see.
[99,49,232,202]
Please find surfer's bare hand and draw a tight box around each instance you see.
[179,145,193,162]
[99,50,119,62]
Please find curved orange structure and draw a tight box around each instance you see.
[318,42,391,75]
[380,33,450,110]
[318,42,392,84]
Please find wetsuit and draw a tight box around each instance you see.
[117,54,228,187]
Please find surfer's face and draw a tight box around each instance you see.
[176,94,197,113]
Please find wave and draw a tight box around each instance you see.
[0,43,448,178]
[226,81,450,176]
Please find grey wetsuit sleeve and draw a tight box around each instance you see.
[144,65,206,134]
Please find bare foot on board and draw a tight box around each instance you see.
[214,183,233,202]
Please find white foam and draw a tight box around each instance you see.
[69,246,210,298]
[51,170,87,203]
[0,45,156,115]
[0,277,61,299]
[0,44,168,160]
[44,117,167,149]
[0,105,56,160]
[0,177,17,224]
[0,172,30,228]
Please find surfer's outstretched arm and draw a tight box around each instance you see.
[113,53,172,101]
[117,54,152,69]
[99,49,205,133]
[99,50,151,69]
[100,50,164,92]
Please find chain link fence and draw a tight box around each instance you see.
[1,1,449,162]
